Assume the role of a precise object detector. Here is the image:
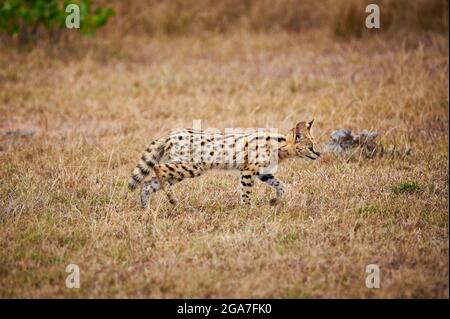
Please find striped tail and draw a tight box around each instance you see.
[128,138,165,190]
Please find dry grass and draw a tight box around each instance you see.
[103,0,448,36]
[0,29,448,298]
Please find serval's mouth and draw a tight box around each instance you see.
[305,155,318,160]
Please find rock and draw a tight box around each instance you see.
[324,128,380,158]
[2,128,37,137]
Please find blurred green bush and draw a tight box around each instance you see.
[0,0,113,44]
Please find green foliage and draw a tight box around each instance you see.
[0,0,113,43]
[393,182,421,195]
[357,204,379,217]
[76,1,114,34]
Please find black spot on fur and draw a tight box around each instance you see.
[138,163,150,174]
[259,174,273,182]
[146,159,156,167]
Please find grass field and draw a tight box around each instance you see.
[0,29,448,298]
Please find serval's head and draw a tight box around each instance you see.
[287,120,321,160]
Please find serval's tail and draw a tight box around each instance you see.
[128,137,165,190]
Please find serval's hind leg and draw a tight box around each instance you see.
[153,163,205,205]
[239,169,256,205]
[141,177,161,209]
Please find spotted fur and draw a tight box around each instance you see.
[129,121,320,208]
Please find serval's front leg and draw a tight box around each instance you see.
[239,169,256,205]
[258,173,285,206]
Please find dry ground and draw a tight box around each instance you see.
[0,31,448,298]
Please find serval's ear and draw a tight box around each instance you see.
[292,121,308,142]
[306,119,314,130]
[295,121,308,134]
